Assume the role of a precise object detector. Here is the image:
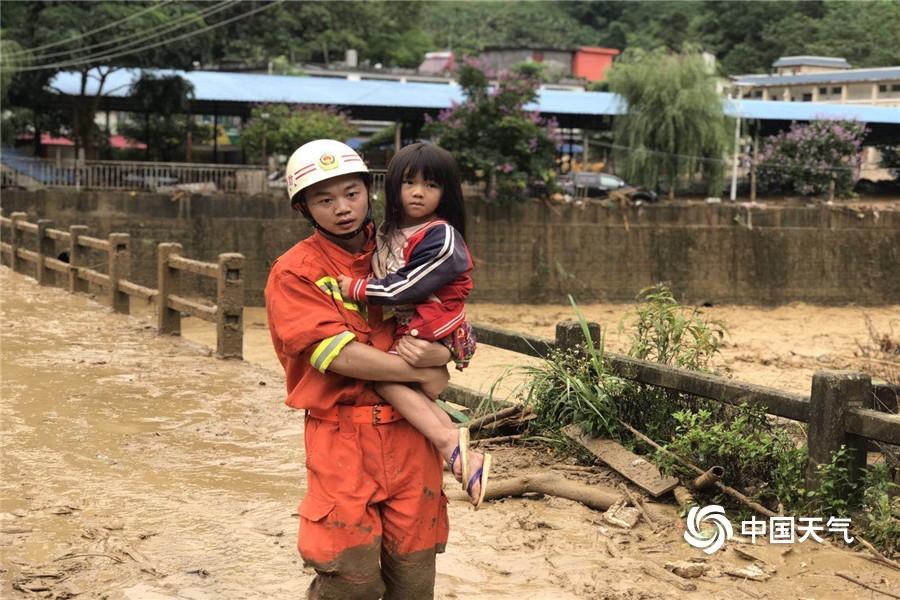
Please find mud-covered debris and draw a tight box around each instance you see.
[724,564,771,582]
[1,526,33,534]
[187,567,210,578]
[664,560,709,579]
[49,505,80,515]
[732,545,768,563]
[603,500,641,529]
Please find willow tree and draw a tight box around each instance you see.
[607,49,730,199]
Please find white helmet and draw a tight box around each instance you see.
[285,139,369,203]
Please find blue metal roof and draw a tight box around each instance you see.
[50,68,625,115]
[724,98,900,123]
[734,67,900,87]
[49,68,898,124]
[771,56,850,69]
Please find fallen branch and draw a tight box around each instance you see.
[851,535,900,571]
[618,420,777,518]
[639,564,697,592]
[619,484,657,530]
[552,464,597,473]
[54,553,123,564]
[471,434,523,446]
[835,570,900,599]
[467,405,523,431]
[481,473,622,511]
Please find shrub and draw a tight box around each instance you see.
[657,406,807,510]
[757,120,867,197]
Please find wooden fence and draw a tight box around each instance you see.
[448,320,899,491]
[0,211,244,359]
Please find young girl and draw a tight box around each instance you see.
[338,142,490,507]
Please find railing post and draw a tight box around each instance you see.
[108,233,131,314]
[806,371,870,491]
[157,242,182,336]
[216,253,244,359]
[36,219,54,286]
[9,212,26,273]
[68,225,89,294]
[555,320,602,351]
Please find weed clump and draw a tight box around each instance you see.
[518,284,899,557]
[656,405,807,511]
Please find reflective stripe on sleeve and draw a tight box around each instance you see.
[310,331,356,373]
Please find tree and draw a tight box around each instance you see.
[1,1,222,158]
[239,105,357,164]
[118,73,210,161]
[423,59,560,203]
[421,2,603,58]
[606,49,730,199]
[757,120,867,198]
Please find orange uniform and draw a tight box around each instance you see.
[265,228,449,599]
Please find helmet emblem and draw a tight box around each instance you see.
[318,153,338,170]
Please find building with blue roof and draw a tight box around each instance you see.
[732,56,900,107]
[37,67,900,166]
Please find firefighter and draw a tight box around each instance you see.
[265,139,451,599]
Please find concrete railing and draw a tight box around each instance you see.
[1,156,267,194]
[456,320,899,492]
[0,211,244,359]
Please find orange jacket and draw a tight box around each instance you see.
[265,228,394,411]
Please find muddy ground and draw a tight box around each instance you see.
[2,267,899,599]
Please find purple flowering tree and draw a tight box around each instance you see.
[757,120,867,198]
[423,59,560,202]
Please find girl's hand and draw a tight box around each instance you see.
[418,365,450,400]
[337,274,352,297]
[396,336,451,367]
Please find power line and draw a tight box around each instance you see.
[9,1,235,64]
[3,1,176,59]
[594,141,864,175]
[16,1,283,73]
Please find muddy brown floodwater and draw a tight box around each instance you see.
[2,267,898,599]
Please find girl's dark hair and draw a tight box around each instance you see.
[384,142,466,238]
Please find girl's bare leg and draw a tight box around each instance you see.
[375,382,486,501]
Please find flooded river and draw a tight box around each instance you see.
[2,268,897,599]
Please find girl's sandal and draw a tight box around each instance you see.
[446,444,463,483]
[466,452,493,510]
[458,427,471,491]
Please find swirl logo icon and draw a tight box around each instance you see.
[684,505,733,554]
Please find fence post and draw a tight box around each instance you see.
[9,212,26,273]
[36,219,54,286]
[68,225,89,294]
[806,370,870,491]
[216,253,244,359]
[555,320,602,351]
[108,233,131,314]
[157,242,182,336]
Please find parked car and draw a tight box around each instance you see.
[561,172,658,202]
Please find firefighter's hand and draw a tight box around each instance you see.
[337,274,352,297]
[396,336,451,367]
[419,365,450,400]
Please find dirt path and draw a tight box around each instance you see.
[2,268,898,599]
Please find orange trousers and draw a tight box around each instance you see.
[298,408,449,599]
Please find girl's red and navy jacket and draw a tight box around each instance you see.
[344,220,473,342]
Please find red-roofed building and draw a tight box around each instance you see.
[572,47,620,83]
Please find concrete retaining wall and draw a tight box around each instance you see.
[3,189,898,306]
